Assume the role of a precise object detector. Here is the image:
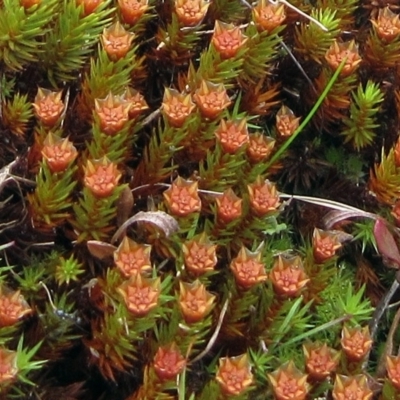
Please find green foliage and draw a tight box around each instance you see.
[295,8,341,62]
[319,276,373,328]
[370,146,400,205]
[194,45,245,88]
[28,161,77,227]
[87,118,134,164]
[1,0,398,397]
[0,0,58,70]
[352,219,378,253]
[2,93,33,136]
[55,255,85,286]
[240,24,283,84]
[134,120,187,185]
[15,337,46,384]
[199,144,247,191]
[39,290,82,345]
[222,280,263,337]
[366,25,400,68]
[316,0,358,27]
[72,186,126,241]
[40,0,113,85]
[157,13,202,63]
[266,297,314,348]
[336,283,373,324]
[325,145,365,182]
[13,263,47,295]
[81,46,140,110]
[208,0,248,23]
[341,81,384,150]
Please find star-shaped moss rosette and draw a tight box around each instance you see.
[118,274,161,317]
[94,92,131,136]
[216,353,253,396]
[341,325,373,362]
[312,228,343,264]
[230,245,268,289]
[33,87,64,128]
[178,280,215,323]
[41,132,78,173]
[303,342,340,381]
[193,80,231,120]
[162,88,196,128]
[163,176,202,217]
[0,287,32,328]
[175,0,209,27]
[84,157,122,198]
[114,236,152,277]
[182,232,218,276]
[332,375,373,400]
[269,255,310,298]
[101,21,135,61]
[153,342,186,381]
[118,0,149,25]
[252,0,286,32]
[211,20,248,60]
[268,361,310,400]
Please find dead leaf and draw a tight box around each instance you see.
[111,211,179,243]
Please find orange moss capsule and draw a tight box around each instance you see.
[118,274,160,316]
[101,22,135,60]
[332,374,373,400]
[216,188,242,224]
[175,0,209,27]
[179,280,215,323]
[211,20,248,59]
[193,80,231,119]
[162,88,196,127]
[303,342,340,381]
[118,0,148,25]
[325,40,362,77]
[312,228,342,264]
[0,348,18,386]
[248,177,280,217]
[341,325,372,362]
[371,7,400,42]
[276,105,300,138]
[270,255,309,297]
[386,355,400,390]
[182,233,217,276]
[84,158,121,198]
[215,118,249,154]
[94,92,131,135]
[41,133,77,173]
[268,361,310,400]
[33,88,64,128]
[216,354,253,396]
[153,342,186,381]
[0,287,32,327]
[163,176,201,217]
[230,246,268,289]
[114,237,152,277]
[253,0,286,32]
[123,88,149,119]
[76,0,101,15]
[20,0,40,8]
[247,134,275,163]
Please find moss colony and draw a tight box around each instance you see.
[2,0,400,399]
